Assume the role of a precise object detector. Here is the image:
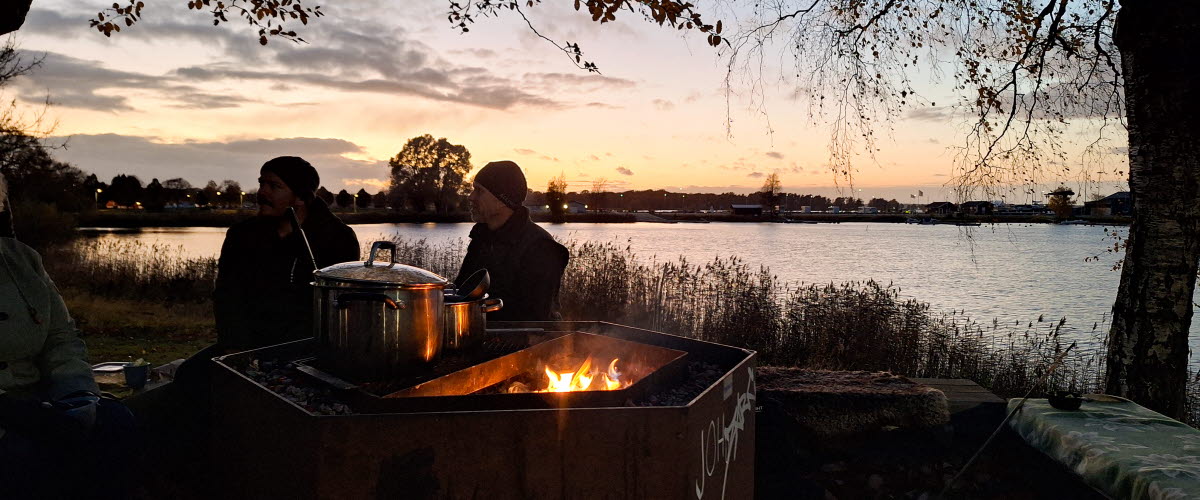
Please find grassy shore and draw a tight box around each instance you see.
[43,235,1193,424]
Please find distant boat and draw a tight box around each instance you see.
[917,218,939,225]
[955,222,982,227]
[783,219,818,224]
[1059,219,1089,225]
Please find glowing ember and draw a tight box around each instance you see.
[538,357,630,393]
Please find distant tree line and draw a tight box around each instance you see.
[523,189,900,213]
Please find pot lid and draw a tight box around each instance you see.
[314,241,449,287]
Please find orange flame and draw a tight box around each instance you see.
[540,357,629,392]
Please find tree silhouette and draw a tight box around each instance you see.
[759,173,782,212]
[546,173,568,219]
[355,188,371,209]
[315,186,334,206]
[108,174,144,207]
[388,134,472,214]
[335,189,353,208]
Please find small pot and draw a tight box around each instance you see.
[312,241,449,381]
[444,297,503,351]
[1048,390,1084,411]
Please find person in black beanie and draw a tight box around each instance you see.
[132,157,359,495]
[214,155,360,350]
[454,160,569,321]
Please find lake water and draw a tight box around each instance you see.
[79,221,1198,358]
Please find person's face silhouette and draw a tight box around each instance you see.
[257,171,303,217]
[469,183,509,226]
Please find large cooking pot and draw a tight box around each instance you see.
[444,296,503,351]
[312,241,449,382]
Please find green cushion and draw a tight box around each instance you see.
[1008,397,1200,500]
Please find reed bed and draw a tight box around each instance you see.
[42,235,1199,425]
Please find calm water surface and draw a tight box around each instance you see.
[81,222,1198,357]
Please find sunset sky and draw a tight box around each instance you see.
[9,0,1129,202]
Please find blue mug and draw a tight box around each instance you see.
[124,364,149,390]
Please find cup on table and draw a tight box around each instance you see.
[123,363,149,390]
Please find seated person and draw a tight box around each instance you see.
[455,161,569,321]
[0,175,139,499]
[214,155,360,351]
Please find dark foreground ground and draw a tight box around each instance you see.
[756,380,1104,500]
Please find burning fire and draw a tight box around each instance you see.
[540,357,628,393]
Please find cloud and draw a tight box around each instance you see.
[927,138,941,144]
[652,99,674,111]
[13,52,175,111]
[586,102,621,109]
[522,72,636,92]
[906,106,954,122]
[588,154,600,161]
[765,152,784,160]
[195,137,364,156]
[341,178,390,191]
[540,155,560,162]
[615,166,634,176]
[789,162,804,173]
[514,148,538,155]
[932,173,949,177]
[174,65,562,110]
[46,133,382,192]
[22,5,622,112]
[747,172,765,178]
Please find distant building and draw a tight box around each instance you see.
[995,202,1049,216]
[730,204,763,216]
[568,201,587,214]
[926,202,957,215]
[1084,192,1132,217]
[859,207,879,214]
[526,203,549,214]
[829,206,841,214]
[960,201,994,215]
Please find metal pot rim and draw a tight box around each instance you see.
[313,241,449,288]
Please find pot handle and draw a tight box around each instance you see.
[481,298,503,313]
[366,241,397,268]
[334,292,404,310]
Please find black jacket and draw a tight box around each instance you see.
[213,199,359,350]
[455,207,569,321]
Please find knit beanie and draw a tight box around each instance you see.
[473,160,527,209]
[261,156,319,200]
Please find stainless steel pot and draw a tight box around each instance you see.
[444,296,503,351]
[312,241,448,382]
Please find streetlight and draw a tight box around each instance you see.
[94,188,102,208]
[352,193,358,213]
[240,191,246,208]
[216,191,222,208]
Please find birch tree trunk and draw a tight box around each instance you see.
[1105,0,1200,419]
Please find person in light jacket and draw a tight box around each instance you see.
[0,174,139,499]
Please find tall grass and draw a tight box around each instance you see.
[43,235,1199,425]
[42,239,218,302]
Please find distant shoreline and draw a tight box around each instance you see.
[75,209,1132,229]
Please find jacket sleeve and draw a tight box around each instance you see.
[213,226,253,350]
[509,240,569,321]
[335,225,360,263]
[32,253,99,400]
